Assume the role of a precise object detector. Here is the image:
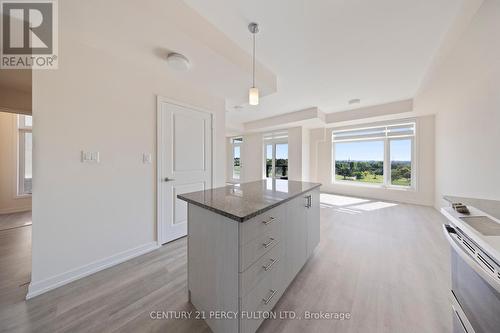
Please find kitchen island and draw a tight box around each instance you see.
[177,179,321,333]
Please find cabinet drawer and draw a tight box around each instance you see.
[240,226,281,272]
[239,205,284,246]
[239,241,284,298]
[239,258,285,333]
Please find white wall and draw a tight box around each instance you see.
[29,0,230,297]
[226,133,264,183]
[287,127,310,181]
[287,127,302,181]
[0,112,32,214]
[227,127,309,184]
[241,133,264,182]
[415,0,500,207]
[310,115,435,206]
[0,86,32,114]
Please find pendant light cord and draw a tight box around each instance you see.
[252,33,256,88]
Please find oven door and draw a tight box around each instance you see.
[444,224,500,333]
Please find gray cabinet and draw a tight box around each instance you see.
[187,188,320,333]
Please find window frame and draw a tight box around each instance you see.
[230,137,242,181]
[265,141,289,179]
[332,121,416,190]
[387,137,416,189]
[263,131,288,180]
[17,115,33,197]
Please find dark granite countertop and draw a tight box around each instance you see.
[444,195,500,220]
[177,179,322,222]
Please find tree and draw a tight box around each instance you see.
[400,167,411,180]
[338,163,352,180]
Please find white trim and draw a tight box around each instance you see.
[229,137,242,181]
[0,106,31,116]
[0,206,31,215]
[16,115,33,197]
[26,242,159,299]
[156,96,214,245]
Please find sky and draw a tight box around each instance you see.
[267,144,288,159]
[255,139,410,162]
[335,139,411,161]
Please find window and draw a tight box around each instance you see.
[230,137,242,180]
[264,131,288,179]
[18,115,33,196]
[332,122,415,188]
[390,139,412,187]
[335,141,384,184]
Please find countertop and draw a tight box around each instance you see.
[177,179,321,222]
[444,195,500,220]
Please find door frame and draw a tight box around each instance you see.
[156,96,214,245]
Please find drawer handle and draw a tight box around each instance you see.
[262,217,276,225]
[262,237,275,249]
[263,258,279,271]
[262,289,278,305]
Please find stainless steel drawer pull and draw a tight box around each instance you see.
[262,217,275,225]
[263,258,279,271]
[262,237,275,249]
[262,289,277,305]
[304,195,309,207]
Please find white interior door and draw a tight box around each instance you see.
[157,98,212,244]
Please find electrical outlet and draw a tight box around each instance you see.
[143,153,152,164]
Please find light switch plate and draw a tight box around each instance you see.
[81,150,100,163]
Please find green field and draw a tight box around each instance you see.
[335,160,411,187]
[335,173,410,186]
[335,174,383,184]
[391,178,411,186]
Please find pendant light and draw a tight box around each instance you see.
[248,22,259,106]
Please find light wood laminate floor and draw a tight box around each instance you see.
[0,211,32,232]
[0,195,451,333]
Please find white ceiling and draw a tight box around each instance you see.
[0,69,31,92]
[184,0,464,128]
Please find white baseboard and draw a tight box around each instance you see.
[0,206,31,215]
[26,241,160,299]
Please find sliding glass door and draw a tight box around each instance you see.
[265,143,288,179]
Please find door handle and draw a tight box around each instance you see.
[263,258,279,271]
[262,217,275,225]
[262,289,278,305]
[164,177,175,182]
[262,237,275,249]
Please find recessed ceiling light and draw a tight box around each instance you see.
[166,52,190,71]
[348,98,361,105]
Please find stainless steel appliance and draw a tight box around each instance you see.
[443,224,500,333]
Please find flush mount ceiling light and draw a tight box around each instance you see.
[166,52,190,71]
[248,22,259,106]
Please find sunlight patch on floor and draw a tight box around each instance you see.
[320,193,370,207]
[350,201,398,211]
[333,207,363,215]
[320,193,398,213]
